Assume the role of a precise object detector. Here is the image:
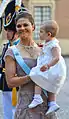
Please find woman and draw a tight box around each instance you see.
[4,8,58,119]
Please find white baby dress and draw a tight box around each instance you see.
[29,39,66,94]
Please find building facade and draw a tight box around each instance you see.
[0,0,69,55]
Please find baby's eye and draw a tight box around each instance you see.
[40,30,43,33]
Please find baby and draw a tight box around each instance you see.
[28,20,66,115]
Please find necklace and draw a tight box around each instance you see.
[19,42,37,58]
[20,43,35,49]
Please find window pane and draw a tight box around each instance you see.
[34,6,51,40]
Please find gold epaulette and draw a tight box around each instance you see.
[15,5,20,12]
[2,68,5,72]
[12,87,17,106]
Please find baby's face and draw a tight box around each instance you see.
[39,27,48,41]
[39,26,52,42]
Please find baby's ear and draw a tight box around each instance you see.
[48,32,51,36]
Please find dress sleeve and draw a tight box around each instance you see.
[49,40,60,50]
[4,47,15,61]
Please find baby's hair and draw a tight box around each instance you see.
[42,20,59,37]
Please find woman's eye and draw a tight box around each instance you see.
[23,23,28,27]
[16,23,29,28]
[16,24,22,28]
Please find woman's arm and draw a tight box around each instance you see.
[5,56,30,88]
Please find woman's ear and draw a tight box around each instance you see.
[32,25,35,31]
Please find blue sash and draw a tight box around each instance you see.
[11,46,30,75]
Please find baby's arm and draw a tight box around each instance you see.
[48,47,61,67]
[40,65,49,72]
[40,47,61,72]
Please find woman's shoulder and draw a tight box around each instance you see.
[4,46,15,61]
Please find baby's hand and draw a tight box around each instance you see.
[40,65,49,72]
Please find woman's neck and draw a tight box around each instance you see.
[20,38,34,46]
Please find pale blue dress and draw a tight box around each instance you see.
[29,39,66,94]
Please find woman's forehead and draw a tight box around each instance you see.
[16,18,30,24]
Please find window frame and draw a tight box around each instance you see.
[30,1,55,41]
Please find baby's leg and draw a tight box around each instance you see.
[35,85,42,94]
[46,92,60,115]
[28,85,43,108]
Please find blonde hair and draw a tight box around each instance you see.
[42,20,59,37]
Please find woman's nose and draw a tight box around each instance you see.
[21,25,25,30]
